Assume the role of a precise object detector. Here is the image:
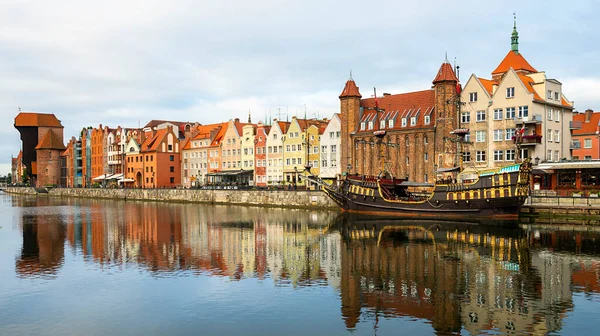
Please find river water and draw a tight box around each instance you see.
[1,193,599,335]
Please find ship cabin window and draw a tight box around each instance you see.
[465,192,470,200]
[457,193,462,200]
[486,190,492,198]
[473,191,479,199]
[449,193,454,200]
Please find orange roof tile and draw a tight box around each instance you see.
[14,112,63,128]
[492,51,537,75]
[141,129,168,152]
[561,97,573,108]
[478,78,495,96]
[35,130,66,150]
[432,62,458,83]
[210,123,228,147]
[572,111,600,135]
[277,121,290,134]
[339,79,362,98]
[517,74,543,101]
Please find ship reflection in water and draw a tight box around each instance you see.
[3,195,600,335]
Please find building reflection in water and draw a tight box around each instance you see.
[12,197,600,333]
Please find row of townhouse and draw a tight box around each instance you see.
[58,115,342,188]
[181,115,342,188]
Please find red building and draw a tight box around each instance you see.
[254,122,270,186]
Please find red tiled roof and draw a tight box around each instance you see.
[210,123,228,147]
[235,122,253,136]
[357,89,435,133]
[339,79,362,98]
[492,51,537,75]
[517,74,543,101]
[572,111,600,135]
[276,121,290,134]
[141,129,168,152]
[14,112,63,128]
[35,130,66,150]
[432,62,458,83]
[561,97,573,108]
[478,78,495,96]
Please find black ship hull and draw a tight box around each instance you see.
[312,161,532,224]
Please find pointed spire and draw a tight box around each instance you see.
[248,109,251,123]
[339,74,362,99]
[349,70,353,80]
[444,52,449,64]
[511,12,519,54]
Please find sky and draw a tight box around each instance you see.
[1,0,599,175]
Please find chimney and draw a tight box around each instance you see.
[585,109,593,123]
[234,118,240,123]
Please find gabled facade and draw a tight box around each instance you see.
[319,114,342,182]
[460,21,574,172]
[221,118,251,171]
[181,123,226,187]
[282,117,327,187]
[241,124,257,174]
[254,123,270,186]
[266,120,289,185]
[571,109,600,160]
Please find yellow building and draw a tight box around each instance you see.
[283,117,328,188]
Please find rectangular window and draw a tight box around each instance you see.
[555,92,560,100]
[547,150,553,162]
[388,119,394,128]
[554,130,560,143]
[547,108,553,120]
[463,152,471,163]
[321,145,327,153]
[380,120,386,129]
[170,177,175,183]
[518,106,529,118]
[401,118,407,127]
[505,149,515,161]
[410,116,416,126]
[464,133,470,143]
[493,150,504,161]
[476,151,486,162]
[424,153,428,161]
[169,155,174,161]
[424,115,430,124]
[476,111,486,122]
[493,129,504,141]
[505,128,515,140]
[329,131,335,138]
[476,130,486,143]
[286,158,290,165]
[168,144,173,151]
[461,112,470,123]
[555,150,559,161]
[336,131,340,138]
[368,121,373,130]
[547,129,553,142]
[331,145,337,153]
[506,87,515,98]
[360,122,365,130]
[469,92,478,102]
[505,107,515,119]
[170,166,174,172]
[555,110,560,121]
[547,90,552,99]
[584,156,590,160]
[493,108,503,120]
[321,160,327,167]
[585,138,592,148]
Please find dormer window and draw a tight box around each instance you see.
[380,120,386,129]
[547,90,552,99]
[368,121,373,130]
[424,115,430,124]
[410,116,416,126]
[360,122,366,130]
[506,87,515,98]
[469,92,478,102]
[388,119,394,128]
[401,118,407,127]
[554,92,560,100]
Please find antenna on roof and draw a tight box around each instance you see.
[248,109,252,123]
[304,104,307,120]
[349,70,353,80]
[18,106,21,112]
[444,52,449,64]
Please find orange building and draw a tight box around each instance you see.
[125,122,182,188]
[14,112,66,187]
[181,123,228,186]
[91,125,107,179]
[11,150,24,183]
[571,109,600,160]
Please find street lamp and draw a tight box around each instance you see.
[534,157,540,165]
[347,163,352,175]
[294,166,298,190]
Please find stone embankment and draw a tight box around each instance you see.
[2,187,339,210]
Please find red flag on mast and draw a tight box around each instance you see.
[374,87,379,109]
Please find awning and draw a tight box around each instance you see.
[436,166,460,173]
[118,178,135,183]
[206,170,254,176]
[107,173,123,180]
[93,174,113,181]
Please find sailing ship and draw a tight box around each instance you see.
[303,88,533,221]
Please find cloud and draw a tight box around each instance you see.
[1,0,599,166]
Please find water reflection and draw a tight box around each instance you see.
[8,196,600,334]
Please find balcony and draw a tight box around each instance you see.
[514,135,542,145]
[570,141,581,149]
[570,120,582,129]
[514,114,542,124]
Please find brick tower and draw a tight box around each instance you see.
[432,60,460,170]
[339,74,362,174]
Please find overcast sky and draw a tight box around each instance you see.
[1,0,598,175]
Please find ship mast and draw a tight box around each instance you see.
[373,87,387,175]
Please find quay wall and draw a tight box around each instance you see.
[2,187,339,209]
